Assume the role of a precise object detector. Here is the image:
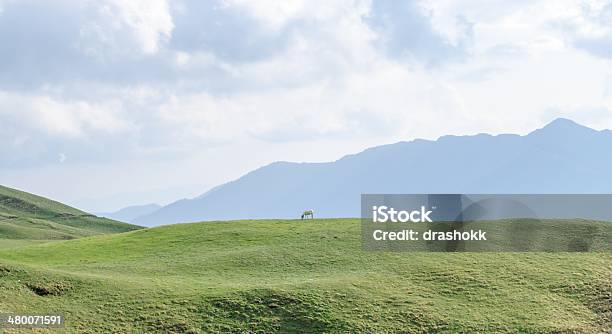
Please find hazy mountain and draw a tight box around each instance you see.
[133,118,612,226]
[99,204,161,223]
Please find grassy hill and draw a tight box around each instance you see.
[0,219,610,333]
[0,185,141,244]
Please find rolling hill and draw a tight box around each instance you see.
[134,118,612,226]
[0,185,142,245]
[0,218,609,333]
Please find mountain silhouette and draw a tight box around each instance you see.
[134,118,612,226]
[98,203,161,223]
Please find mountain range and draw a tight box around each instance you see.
[132,118,612,226]
[98,204,161,223]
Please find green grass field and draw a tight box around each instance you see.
[0,185,141,244]
[0,219,610,333]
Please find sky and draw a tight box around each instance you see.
[1,0,612,212]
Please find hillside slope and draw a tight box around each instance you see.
[135,118,612,226]
[0,219,609,333]
[0,185,142,242]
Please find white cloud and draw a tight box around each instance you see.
[3,0,612,153]
[2,0,612,210]
[78,0,173,56]
[554,0,612,59]
[224,0,306,29]
[0,91,129,138]
[0,90,135,168]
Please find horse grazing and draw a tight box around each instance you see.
[301,209,314,219]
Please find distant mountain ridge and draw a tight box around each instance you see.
[98,204,161,223]
[134,118,612,226]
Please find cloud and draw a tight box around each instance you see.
[0,0,177,89]
[169,0,292,62]
[79,0,173,56]
[552,1,612,59]
[0,90,134,167]
[569,3,612,59]
[364,0,473,65]
[4,0,612,212]
[0,0,473,91]
[2,0,612,172]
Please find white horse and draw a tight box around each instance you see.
[301,209,314,219]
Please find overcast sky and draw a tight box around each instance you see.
[2,0,612,212]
